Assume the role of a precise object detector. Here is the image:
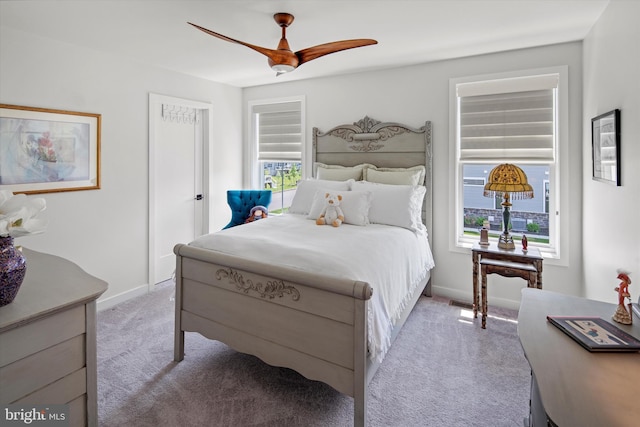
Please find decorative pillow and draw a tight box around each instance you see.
[352,181,426,231]
[364,165,426,186]
[314,163,372,181]
[288,179,353,215]
[308,189,372,226]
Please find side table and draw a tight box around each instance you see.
[472,242,543,328]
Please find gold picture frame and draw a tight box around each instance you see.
[0,104,101,194]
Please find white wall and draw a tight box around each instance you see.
[583,0,640,302]
[0,27,244,305]
[244,42,584,309]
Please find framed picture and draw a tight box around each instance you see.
[547,316,640,352]
[591,109,620,186]
[0,104,101,194]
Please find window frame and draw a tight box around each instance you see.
[247,96,306,213]
[449,67,568,263]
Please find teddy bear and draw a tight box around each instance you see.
[316,192,345,227]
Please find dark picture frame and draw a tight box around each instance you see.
[0,104,101,194]
[547,316,640,352]
[591,109,621,186]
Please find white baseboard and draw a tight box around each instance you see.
[97,283,150,312]
[431,285,521,311]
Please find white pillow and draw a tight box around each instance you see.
[288,179,353,215]
[314,163,372,181]
[364,165,426,186]
[307,189,372,226]
[352,181,426,231]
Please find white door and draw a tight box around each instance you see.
[149,94,211,287]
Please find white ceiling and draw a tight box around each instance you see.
[0,0,610,88]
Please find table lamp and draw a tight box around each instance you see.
[483,164,534,249]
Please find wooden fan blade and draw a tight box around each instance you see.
[296,39,377,66]
[188,22,278,60]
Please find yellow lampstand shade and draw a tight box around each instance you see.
[483,163,534,199]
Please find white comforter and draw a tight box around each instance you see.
[189,214,435,362]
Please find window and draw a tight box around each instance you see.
[463,164,550,237]
[451,68,567,258]
[248,97,305,213]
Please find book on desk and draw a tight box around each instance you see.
[547,315,640,352]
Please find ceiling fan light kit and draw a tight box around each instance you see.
[189,12,377,75]
[271,64,295,73]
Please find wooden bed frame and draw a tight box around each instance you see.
[174,117,433,426]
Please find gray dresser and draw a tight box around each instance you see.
[0,248,108,427]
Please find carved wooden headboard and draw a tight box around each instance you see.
[312,116,433,241]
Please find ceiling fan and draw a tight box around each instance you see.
[188,13,377,75]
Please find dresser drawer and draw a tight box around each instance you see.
[0,334,85,402]
[0,305,85,367]
[14,367,86,405]
[68,394,87,427]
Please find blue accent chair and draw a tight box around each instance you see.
[223,190,272,229]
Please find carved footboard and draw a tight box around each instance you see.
[174,243,373,426]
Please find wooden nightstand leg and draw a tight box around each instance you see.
[528,272,537,289]
[536,260,543,289]
[473,252,479,318]
[481,264,488,329]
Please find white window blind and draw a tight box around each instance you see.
[255,101,302,161]
[457,74,558,162]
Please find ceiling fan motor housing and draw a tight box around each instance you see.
[269,13,299,71]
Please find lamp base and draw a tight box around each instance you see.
[498,232,515,250]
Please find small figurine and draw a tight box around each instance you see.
[244,205,268,224]
[479,228,489,246]
[612,269,632,325]
[521,234,528,252]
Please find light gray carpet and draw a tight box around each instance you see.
[97,281,530,426]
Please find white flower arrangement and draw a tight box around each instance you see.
[0,190,47,238]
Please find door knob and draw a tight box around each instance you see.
[195,194,203,200]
